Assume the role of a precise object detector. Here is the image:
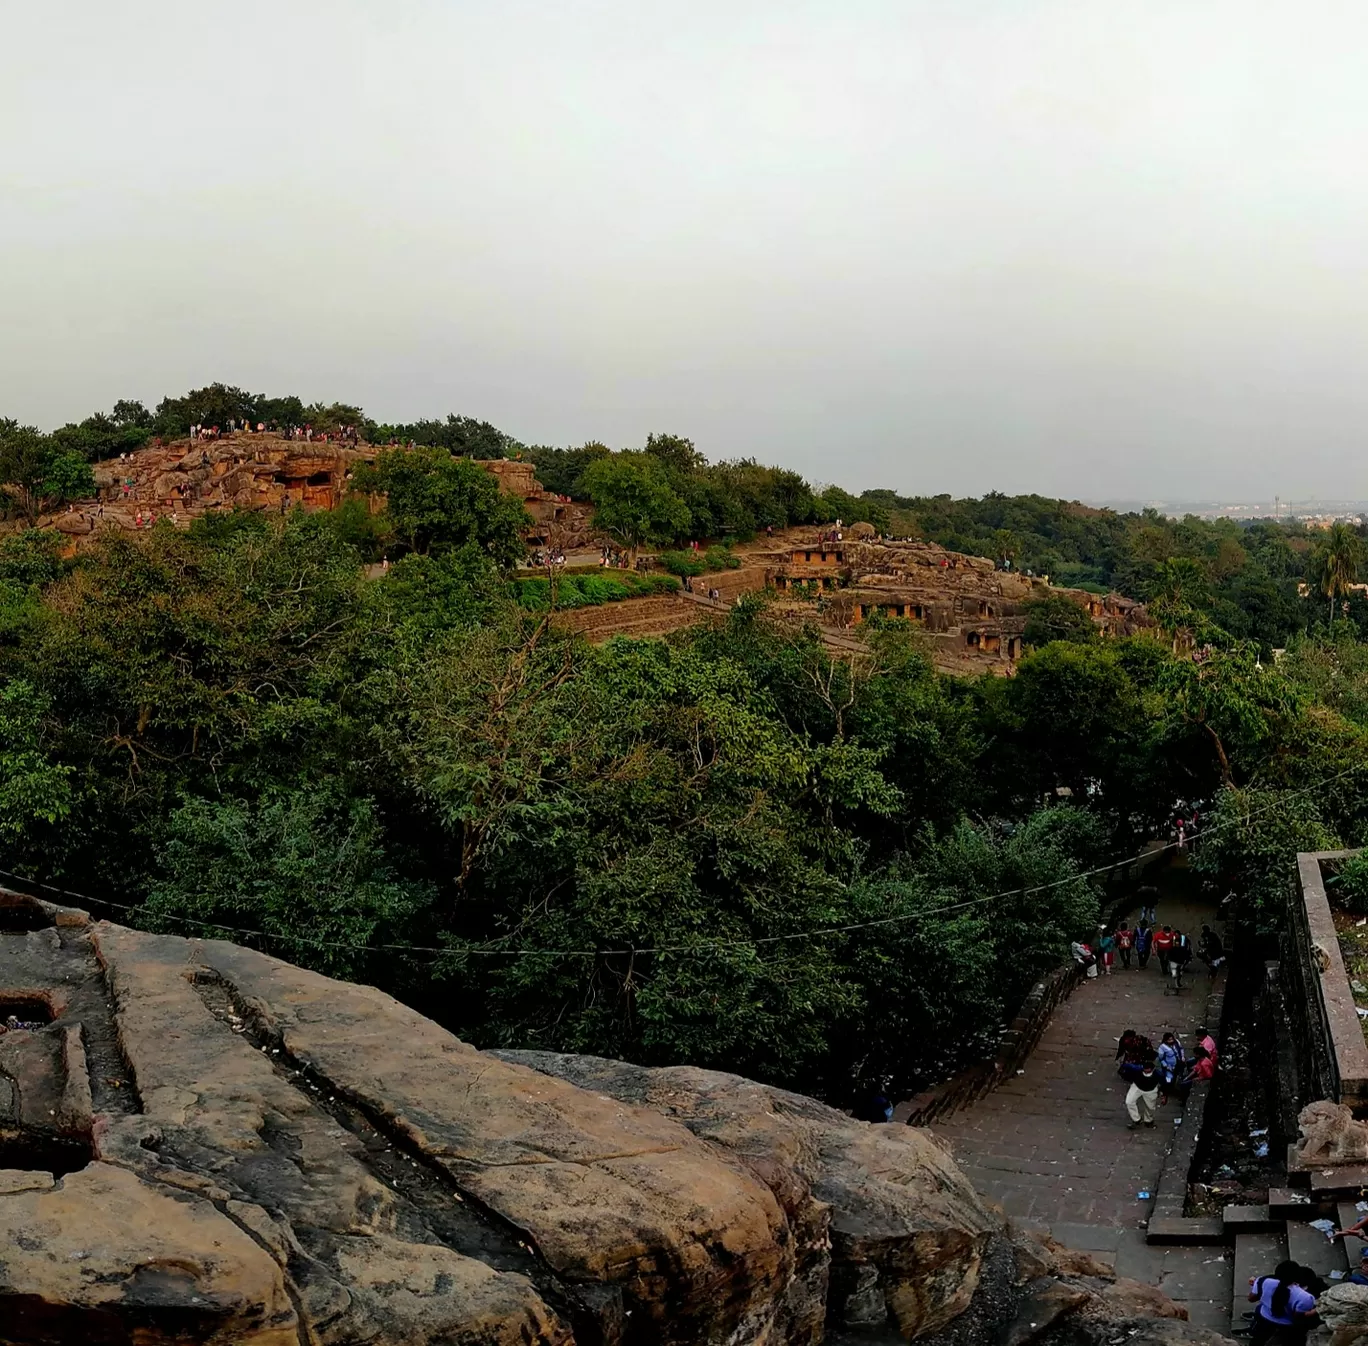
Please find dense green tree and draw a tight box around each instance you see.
[525,441,611,498]
[0,423,95,524]
[580,452,691,557]
[142,786,423,977]
[351,446,529,564]
[1022,594,1098,647]
[0,680,76,851]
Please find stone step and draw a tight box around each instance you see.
[1312,1164,1368,1195]
[1146,1216,1226,1246]
[1286,1215,1349,1282]
[1268,1187,1320,1219]
[1224,1205,1281,1235]
[1231,1231,1287,1337]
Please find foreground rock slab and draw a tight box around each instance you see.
[0,902,1228,1344]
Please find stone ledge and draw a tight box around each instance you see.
[1223,1205,1281,1234]
[1145,1217,1226,1246]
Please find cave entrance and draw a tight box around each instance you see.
[0,996,54,1028]
[0,895,54,933]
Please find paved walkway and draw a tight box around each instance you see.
[926,885,1233,1332]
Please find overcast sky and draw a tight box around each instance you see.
[4,2,1367,502]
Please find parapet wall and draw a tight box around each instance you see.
[1285,850,1368,1114]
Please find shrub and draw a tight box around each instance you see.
[1334,853,1368,915]
[705,546,741,571]
[660,550,706,578]
[513,572,679,610]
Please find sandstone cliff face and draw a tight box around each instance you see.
[0,904,1226,1344]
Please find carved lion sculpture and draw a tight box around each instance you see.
[1298,1100,1368,1165]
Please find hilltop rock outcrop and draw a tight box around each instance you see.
[0,896,1226,1344]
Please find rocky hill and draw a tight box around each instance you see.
[0,890,1229,1345]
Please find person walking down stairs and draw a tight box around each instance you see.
[1125,1062,1160,1129]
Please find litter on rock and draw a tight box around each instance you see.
[1253,1141,1270,1158]
[1249,1128,1268,1137]
[1137,1190,1151,1200]
[1311,1219,1337,1238]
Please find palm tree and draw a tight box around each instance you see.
[1316,522,1364,628]
[1148,556,1209,652]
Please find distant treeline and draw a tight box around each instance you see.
[5,381,1361,648]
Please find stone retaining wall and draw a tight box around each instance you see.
[1285,850,1368,1114]
[903,959,1085,1126]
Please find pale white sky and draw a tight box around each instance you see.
[3,1,1367,499]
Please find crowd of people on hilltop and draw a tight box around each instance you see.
[181,420,364,445]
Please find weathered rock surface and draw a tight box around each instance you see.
[495,1051,998,1339]
[0,896,1224,1344]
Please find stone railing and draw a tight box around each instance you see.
[1284,849,1368,1114]
[902,959,1085,1127]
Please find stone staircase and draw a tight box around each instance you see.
[1181,1196,1366,1336]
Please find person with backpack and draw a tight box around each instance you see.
[1115,1029,1154,1083]
[1247,1261,1318,1345]
[1136,921,1154,970]
[1115,922,1135,970]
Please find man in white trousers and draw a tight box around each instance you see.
[1126,1062,1160,1129]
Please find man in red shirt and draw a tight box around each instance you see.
[1152,926,1175,976]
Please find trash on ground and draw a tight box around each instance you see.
[1253,1141,1270,1158]
[1249,1128,1268,1137]
[1137,1190,1151,1200]
[1311,1219,1337,1238]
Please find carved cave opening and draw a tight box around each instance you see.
[0,896,55,933]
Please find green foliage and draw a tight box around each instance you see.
[1192,785,1340,929]
[0,680,76,849]
[1314,522,1366,625]
[0,423,95,523]
[369,414,518,458]
[1022,594,1098,647]
[351,446,528,564]
[581,452,692,554]
[12,384,1368,1104]
[142,786,423,977]
[659,550,706,577]
[1332,854,1368,916]
[525,442,610,498]
[512,572,679,610]
[658,546,741,577]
